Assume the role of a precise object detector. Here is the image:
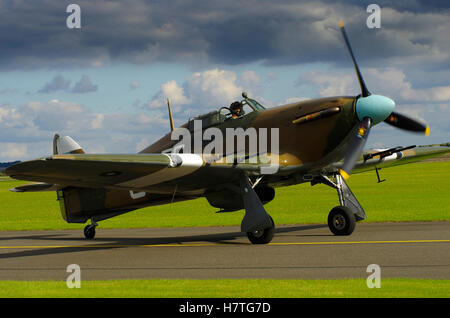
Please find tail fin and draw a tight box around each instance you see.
[53,134,85,155]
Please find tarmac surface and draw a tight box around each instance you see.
[0,221,449,281]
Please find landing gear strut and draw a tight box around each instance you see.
[83,218,98,240]
[312,173,365,236]
[234,174,275,244]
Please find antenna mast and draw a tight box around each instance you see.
[167,98,175,132]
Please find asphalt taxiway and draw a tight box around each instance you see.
[0,222,449,280]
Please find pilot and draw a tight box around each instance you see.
[230,101,244,119]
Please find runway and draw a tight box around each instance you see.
[0,222,449,280]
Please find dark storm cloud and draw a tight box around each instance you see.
[0,0,449,70]
[326,0,450,13]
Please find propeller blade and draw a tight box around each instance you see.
[384,112,429,135]
[339,21,371,97]
[340,117,372,179]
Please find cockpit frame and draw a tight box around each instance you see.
[188,92,266,131]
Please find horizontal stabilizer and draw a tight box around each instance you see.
[10,182,61,192]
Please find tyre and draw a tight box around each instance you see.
[84,225,96,240]
[328,206,356,236]
[247,216,275,244]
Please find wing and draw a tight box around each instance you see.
[6,153,203,191]
[348,146,450,174]
[6,151,280,194]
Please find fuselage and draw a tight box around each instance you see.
[141,96,359,174]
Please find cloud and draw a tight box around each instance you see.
[37,75,98,94]
[300,67,450,103]
[71,75,98,93]
[0,105,21,123]
[147,69,245,116]
[38,75,71,93]
[90,113,104,130]
[185,69,243,108]
[240,71,260,86]
[365,68,450,103]
[302,70,358,97]
[148,80,192,110]
[0,98,169,161]
[0,143,27,160]
[1,0,448,72]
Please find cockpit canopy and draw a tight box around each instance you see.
[188,92,265,131]
[241,92,266,111]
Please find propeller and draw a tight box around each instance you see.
[338,21,429,179]
[384,112,429,135]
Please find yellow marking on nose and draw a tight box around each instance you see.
[339,169,350,180]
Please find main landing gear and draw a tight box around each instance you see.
[312,173,366,236]
[83,218,98,240]
[328,206,355,236]
[237,175,275,245]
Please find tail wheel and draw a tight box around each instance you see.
[328,206,356,236]
[84,225,96,240]
[247,216,275,244]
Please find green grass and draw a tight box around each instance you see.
[0,278,448,298]
[0,161,449,231]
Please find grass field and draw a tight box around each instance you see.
[0,161,449,231]
[0,278,448,298]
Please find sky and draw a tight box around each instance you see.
[0,0,449,161]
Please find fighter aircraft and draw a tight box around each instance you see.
[6,23,450,243]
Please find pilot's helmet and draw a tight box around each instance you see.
[230,101,242,110]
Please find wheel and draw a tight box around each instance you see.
[328,206,356,236]
[247,216,275,244]
[84,225,96,240]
